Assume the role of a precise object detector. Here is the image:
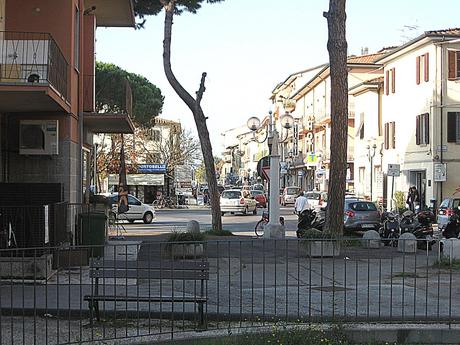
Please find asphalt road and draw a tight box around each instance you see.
[112,206,299,238]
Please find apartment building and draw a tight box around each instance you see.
[0,0,135,206]
[376,28,460,208]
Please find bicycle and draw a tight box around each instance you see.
[254,211,285,237]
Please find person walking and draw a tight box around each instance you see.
[294,192,311,216]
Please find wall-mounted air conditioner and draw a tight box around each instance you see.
[19,120,59,155]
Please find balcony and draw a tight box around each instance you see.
[0,31,69,112]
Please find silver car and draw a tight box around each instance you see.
[343,199,381,232]
[220,189,257,216]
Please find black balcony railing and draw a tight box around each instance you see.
[0,31,69,100]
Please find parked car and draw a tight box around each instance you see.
[220,189,257,216]
[250,190,267,208]
[343,199,381,232]
[280,186,301,206]
[437,197,460,230]
[305,191,328,211]
[251,183,265,193]
[106,193,156,224]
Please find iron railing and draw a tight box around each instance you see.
[0,31,69,100]
[0,237,458,344]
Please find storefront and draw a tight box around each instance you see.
[108,164,167,203]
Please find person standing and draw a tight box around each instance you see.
[412,186,421,213]
[406,187,414,212]
[294,192,311,216]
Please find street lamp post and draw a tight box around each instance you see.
[247,111,294,238]
[367,143,377,200]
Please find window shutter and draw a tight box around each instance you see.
[384,123,389,149]
[415,115,420,145]
[385,70,390,95]
[391,122,396,148]
[424,53,429,82]
[447,112,457,142]
[448,51,457,80]
[416,56,420,85]
[424,113,430,144]
[391,68,396,93]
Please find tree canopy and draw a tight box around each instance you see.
[95,62,164,127]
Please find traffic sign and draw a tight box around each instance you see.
[387,164,400,177]
[257,156,270,181]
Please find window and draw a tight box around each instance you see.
[358,112,365,139]
[384,122,396,149]
[349,202,378,211]
[385,68,396,95]
[448,50,460,80]
[150,130,160,142]
[359,167,365,184]
[74,7,80,71]
[416,113,429,145]
[447,112,460,143]
[416,53,429,84]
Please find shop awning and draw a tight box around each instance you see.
[108,174,164,186]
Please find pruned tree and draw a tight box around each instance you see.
[96,61,164,127]
[323,0,348,235]
[133,0,224,231]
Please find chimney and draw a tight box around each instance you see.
[361,47,369,55]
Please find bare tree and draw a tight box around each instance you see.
[323,0,348,235]
[160,0,223,230]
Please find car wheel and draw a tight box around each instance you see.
[221,212,225,216]
[243,207,248,215]
[143,212,153,224]
[252,207,257,215]
[128,219,135,224]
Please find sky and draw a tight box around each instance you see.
[95,0,460,153]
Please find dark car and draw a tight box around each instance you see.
[343,199,381,232]
[250,190,267,208]
[437,197,460,230]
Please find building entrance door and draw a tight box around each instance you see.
[410,170,426,208]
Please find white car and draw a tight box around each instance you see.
[107,193,156,224]
[220,189,257,216]
[305,191,328,211]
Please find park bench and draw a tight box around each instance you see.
[84,258,209,328]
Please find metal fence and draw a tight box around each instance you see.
[0,31,69,99]
[0,238,458,344]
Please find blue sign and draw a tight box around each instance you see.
[138,164,167,173]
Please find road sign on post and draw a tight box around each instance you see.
[387,164,400,177]
[257,156,270,182]
[387,164,400,211]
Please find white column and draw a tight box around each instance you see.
[264,130,284,239]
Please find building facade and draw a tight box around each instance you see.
[0,0,135,206]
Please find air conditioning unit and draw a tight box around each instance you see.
[19,120,59,155]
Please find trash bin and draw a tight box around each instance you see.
[79,212,107,257]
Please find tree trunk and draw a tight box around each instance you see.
[161,3,222,231]
[323,0,348,236]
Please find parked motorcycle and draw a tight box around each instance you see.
[296,208,325,238]
[379,211,400,246]
[400,210,435,249]
[442,213,460,239]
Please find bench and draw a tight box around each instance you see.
[84,258,209,328]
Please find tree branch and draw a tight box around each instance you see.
[196,72,207,106]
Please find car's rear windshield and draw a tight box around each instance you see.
[287,187,300,195]
[306,192,320,200]
[349,202,377,211]
[251,190,263,195]
[221,191,241,199]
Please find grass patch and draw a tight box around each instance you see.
[433,256,460,270]
[392,272,426,279]
[204,229,234,237]
[341,238,362,247]
[159,326,417,345]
